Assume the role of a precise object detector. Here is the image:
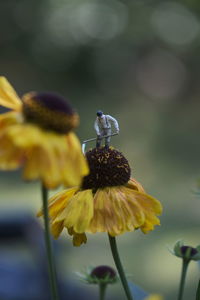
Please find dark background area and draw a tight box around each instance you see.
[0,0,200,299]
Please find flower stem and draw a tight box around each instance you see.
[196,279,200,300]
[108,235,133,300]
[42,184,59,300]
[177,260,189,300]
[99,283,107,300]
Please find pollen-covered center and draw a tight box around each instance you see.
[82,147,131,189]
[22,92,79,134]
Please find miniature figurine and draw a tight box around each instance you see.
[94,110,119,148]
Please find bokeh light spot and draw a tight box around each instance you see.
[151,2,200,47]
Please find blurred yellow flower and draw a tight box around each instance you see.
[144,294,163,300]
[0,77,88,188]
[38,147,162,246]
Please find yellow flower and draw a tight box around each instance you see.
[144,294,163,300]
[0,77,88,188]
[38,147,162,246]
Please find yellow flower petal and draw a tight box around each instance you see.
[0,112,24,169]
[0,133,24,170]
[51,221,64,239]
[38,188,79,239]
[73,232,87,246]
[67,228,87,246]
[61,189,94,233]
[126,178,145,193]
[88,187,145,236]
[0,111,21,130]
[88,186,162,236]
[37,187,78,218]
[0,77,22,111]
[124,187,162,233]
[61,132,89,187]
[23,131,88,188]
[0,123,88,188]
[44,182,162,244]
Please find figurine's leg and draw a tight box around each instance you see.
[105,128,111,149]
[96,132,102,148]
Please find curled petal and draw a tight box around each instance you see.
[0,77,22,111]
[126,178,145,193]
[68,228,87,246]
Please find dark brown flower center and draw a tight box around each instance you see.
[91,265,116,280]
[180,246,198,257]
[22,92,79,134]
[82,147,131,189]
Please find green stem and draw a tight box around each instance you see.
[108,235,133,300]
[177,260,189,300]
[196,279,200,300]
[99,283,107,300]
[42,184,59,300]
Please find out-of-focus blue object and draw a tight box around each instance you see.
[0,212,96,300]
[128,281,149,300]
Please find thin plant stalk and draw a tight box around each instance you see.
[99,283,107,300]
[42,184,59,300]
[108,235,133,300]
[177,260,189,300]
[196,279,200,300]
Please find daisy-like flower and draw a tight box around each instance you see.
[38,147,162,246]
[0,77,88,188]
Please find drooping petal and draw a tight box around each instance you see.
[38,188,78,239]
[123,186,162,233]
[88,187,145,236]
[51,221,64,239]
[0,130,24,169]
[0,123,88,188]
[58,189,94,234]
[37,187,78,218]
[0,77,22,111]
[0,112,24,169]
[68,228,87,246]
[72,232,87,246]
[60,132,89,187]
[23,131,88,188]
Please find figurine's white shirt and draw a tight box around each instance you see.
[94,114,119,135]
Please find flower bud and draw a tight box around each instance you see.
[172,241,200,261]
[77,265,117,285]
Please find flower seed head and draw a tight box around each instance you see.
[180,246,198,257]
[82,147,131,189]
[22,92,79,133]
[91,265,116,280]
[172,241,200,261]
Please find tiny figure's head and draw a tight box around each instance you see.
[96,110,103,117]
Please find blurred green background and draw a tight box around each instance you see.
[1,0,200,299]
